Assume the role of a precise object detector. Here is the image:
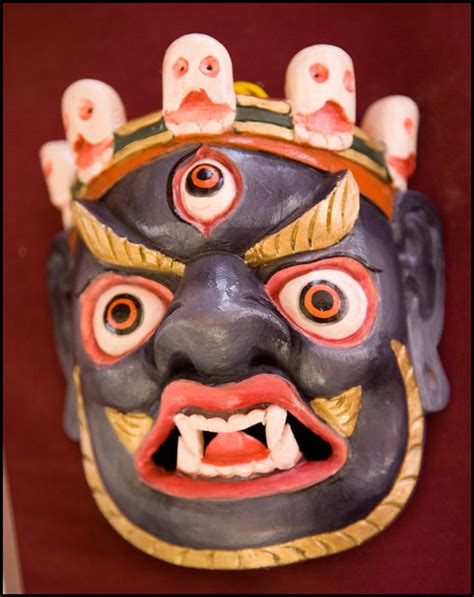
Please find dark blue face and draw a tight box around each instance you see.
[64,144,416,552]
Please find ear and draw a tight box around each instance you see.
[392,191,449,413]
[47,231,80,440]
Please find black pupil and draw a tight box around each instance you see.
[185,164,224,197]
[104,293,142,336]
[111,302,130,323]
[312,290,334,311]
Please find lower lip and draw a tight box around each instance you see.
[135,375,348,500]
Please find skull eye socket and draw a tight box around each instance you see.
[186,164,224,196]
[172,57,189,78]
[266,257,379,347]
[343,69,355,93]
[199,55,220,77]
[310,62,329,83]
[78,99,94,120]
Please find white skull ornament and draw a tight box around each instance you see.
[285,44,356,150]
[39,140,76,228]
[361,95,419,191]
[62,79,126,184]
[162,33,236,136]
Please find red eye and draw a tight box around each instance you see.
[199,55,220,77]
[80,273,173,365]
[172,57,189,78]
[266,257,379,347]
[343,70,355,93]
[404,117,415,136]
[78,99,94,120]
[310,63,329,83]
[43,160,52,178]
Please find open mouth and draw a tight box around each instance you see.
[164,89,234,128]
[135,374,348,499]
[386,153,416,179]
[73,134,113,170]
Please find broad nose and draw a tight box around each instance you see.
[153,254,291,379]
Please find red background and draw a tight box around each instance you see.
[4,3,471,594]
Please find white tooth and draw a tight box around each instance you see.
[271,424,301,470]
[227,413,250,431]
[233,462,255,478]
[176,437,201,475]
[254,457,276,474]
[198,462,220,477]
[201,120,223,134]
[177,121,201,135]
[265,405,287,450]
[206,417,229,432]
[189,414,208,431]
[247,409,265,426]
[174,414,204,457]
[309,132,330,149]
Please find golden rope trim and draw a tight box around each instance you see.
[71,201,185,277]
[310,386,362,437]
[105,408,153,454]
[235,93,290,113]
[72,338,424,570]
[115,110,163,137]
[232,121,294,141]
[337,147,390,182]
[243,169,360,267]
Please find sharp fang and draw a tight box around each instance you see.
[174,414,204,457]
[270,424,301,469]
[265,405,287,450]
[176,437,201,475]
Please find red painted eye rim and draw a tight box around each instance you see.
[266,257,379,347]
[172,145,243,236]
[172,57,189,78]
[80,272,173,365]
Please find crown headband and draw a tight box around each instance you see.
[40,33,420,227]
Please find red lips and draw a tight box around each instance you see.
[73,135,113,170]
[295,100,353,134]
[135,374,348,500]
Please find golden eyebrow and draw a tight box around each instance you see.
[71,201,185,277]
[243,170,360,267]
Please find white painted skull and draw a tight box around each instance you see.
[62,79,126,184]
[285,44,356,150]
[39,140,76,228]
[162,33,236,136]
[361,95,419,191]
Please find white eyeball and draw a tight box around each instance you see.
[92,283,168,356]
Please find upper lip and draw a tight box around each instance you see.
[135,373,348,500]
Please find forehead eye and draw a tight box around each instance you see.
[78,99,94,120]
[172,57,189,78]
[199,55,220,77]
[309,62,329,83]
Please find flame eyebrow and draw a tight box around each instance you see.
[243,170,360,267]
[71,201,185,277]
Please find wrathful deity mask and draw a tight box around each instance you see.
[41,33,449,569]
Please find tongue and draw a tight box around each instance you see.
[203,431,269,466]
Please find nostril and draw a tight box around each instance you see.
[168,352,198,382]
[248,350,281,371]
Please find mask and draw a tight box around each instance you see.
[41,33,449,570]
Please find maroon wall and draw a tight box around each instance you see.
[4,3,471,594]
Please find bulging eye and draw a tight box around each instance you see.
[81,274,173,364]
[310,62,329,83]
[266,257,378,346]
[173,148,242,233]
